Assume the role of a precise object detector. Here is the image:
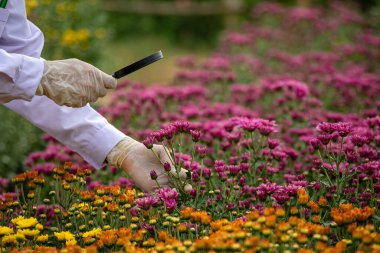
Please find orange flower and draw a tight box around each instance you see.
[296,249,314,253]
[12,173,27,183]
[54,167,65,176]
[63,173,76,183]
[143,237,156,247]
[81,191,95,202]
[335,241,347,252]
[109,185,121,196]
[340,203,353,212]
[131,231,144,242]
[354,206,375,221]
[265,215,277,228]
[177,223,188,233]
[33,176,45,185]
[246,211,260,221]
[244,236,259,248]
[99,230,118,247]
[297,188,309,205]
[263,207,275,216]
[158,231,169,242]
[125,189,135,204]
[315,241,328,251]
[298,194,309,205]
[106,202,118,212]
[275,208,285,217]
[308,201,321,214]
[180,207,193,220]
[297,234,309,244]
[117,228,132,238]
[63,162,73,171]
[312,215,321,223]
[191,211,211,225]
[118,194,128,204]
[290,206,299,215]
[76,168,86,177]
[210,219,227,231]
[278,221,290,232]
[289,216,299,226]
[318,197,328,207]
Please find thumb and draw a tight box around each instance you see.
[101,72,118,89]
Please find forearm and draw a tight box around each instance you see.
[5,96,126,169]
[0,49,44,103]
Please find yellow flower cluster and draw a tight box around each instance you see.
[61,29,90,48]
[0,216,46,247]
[54,231,77,246]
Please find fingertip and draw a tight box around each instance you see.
[104,75,117,89]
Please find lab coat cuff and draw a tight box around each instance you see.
[82,123,126,169]
[11,56,44,101]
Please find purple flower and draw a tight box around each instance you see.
[164,199,178,212]
[334,122,352,137]
[130,206,140,216]
[142,137,155,149]
[134,196,160,210]
[150,170,158,180]
[272,190,291,204]
[155,187,179,200]
[316,122,335,134]
[190,130,201,142]
[163,162,172,172]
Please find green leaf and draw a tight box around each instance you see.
[319,178,331,187]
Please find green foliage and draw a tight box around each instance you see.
[0,107,44,178]
[107,12,225,47]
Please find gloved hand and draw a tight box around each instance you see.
[36,59,117,107]
[107,136,190,193]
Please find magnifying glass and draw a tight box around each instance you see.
[112,51,164,79]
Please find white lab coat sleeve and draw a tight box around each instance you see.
[0,48,44,103]
[5,97,126,169]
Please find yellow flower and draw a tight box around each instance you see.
[0,226,13,236]
[26,0,38,15]
[11,216,38,229]
[54,231,75,242]
[66,239,77,246]
[37,234,49,243]
[18,229,40,238]
[36,223,44,231]
[2,234,17,246]
[82,228,102,238]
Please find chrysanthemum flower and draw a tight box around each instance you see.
[0,226,14,236]
[11,216,38,229]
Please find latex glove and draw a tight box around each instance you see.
[36,59,117,107]
[107,136,190,193]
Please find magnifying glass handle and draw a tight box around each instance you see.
[112,51,164,79]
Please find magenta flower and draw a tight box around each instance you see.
[155,187,179,200]
[134,196,160,210]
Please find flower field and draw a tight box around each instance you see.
[1,2,380,252]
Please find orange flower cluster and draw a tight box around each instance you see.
[189,210,212,225]
[297,188,309,205]
[346,223,380,253]
[331,203,375,225]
